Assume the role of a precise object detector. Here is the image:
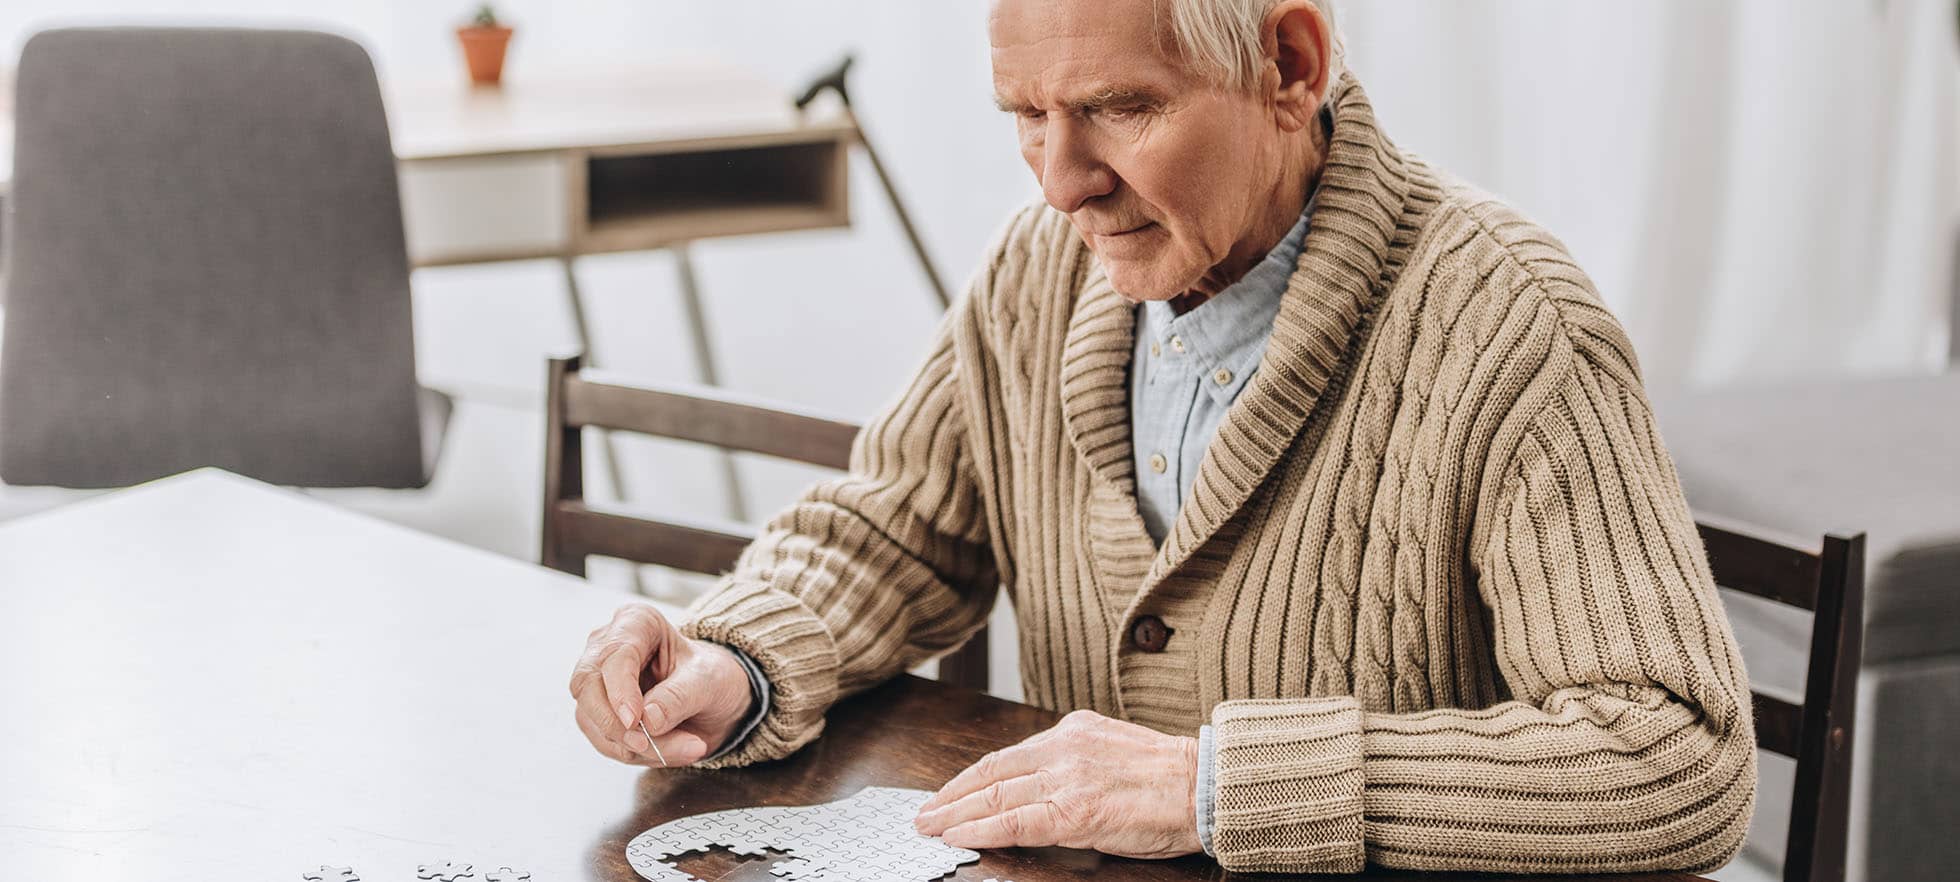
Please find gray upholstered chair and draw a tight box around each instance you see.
[0,27,446,489]
[1655,372,1960,882]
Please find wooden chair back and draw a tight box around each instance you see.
[1697,519,1866,882]
[541,354,990,691]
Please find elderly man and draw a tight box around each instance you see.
[570,0,1758,874]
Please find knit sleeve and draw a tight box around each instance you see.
[1207,340,1758,874]
[676,207,1044,769]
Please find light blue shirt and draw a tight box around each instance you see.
[1128,197,1316,545]
[1130,195,1317,856]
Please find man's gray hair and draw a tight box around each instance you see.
[1162,0,1345,103]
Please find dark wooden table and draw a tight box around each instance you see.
[0,470,1711,881]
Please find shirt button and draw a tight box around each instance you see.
[1148,452,1167,474]
[1213,368,1233,385]
[1170,336,1186,354]
[1130,615,1172,652]
[1149,341,1161,358]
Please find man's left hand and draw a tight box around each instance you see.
[912,709,1202,859]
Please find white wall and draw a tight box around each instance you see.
[9,1,1956,402]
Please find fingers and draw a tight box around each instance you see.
[917,731,1059,814]
[601,609,666,724]
[574,694,648,766]
[600,645,651,732]
[640,672,707,738]
[646,728,715,767]
[913,771,1047,836]
[571,604,673,762]
[574,674,630,752]
[939,802,1067,850]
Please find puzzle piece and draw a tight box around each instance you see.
[301,868,358,882]
[416,863,474,881]
[483,869,531,882]
[624,787,979,882]
[767,856,818,878]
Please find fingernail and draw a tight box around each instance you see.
[617,703,635,727]
[624,730,647,752]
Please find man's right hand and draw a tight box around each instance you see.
[569,603,756,767]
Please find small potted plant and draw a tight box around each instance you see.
[456,3,513,86]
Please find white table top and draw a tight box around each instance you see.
[0,469,677,881]
[0,62,844,187]
[385,63,840,162]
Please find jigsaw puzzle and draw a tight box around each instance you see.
[415,862,474,881]
[302,868,359,882]
[625,786,980,882]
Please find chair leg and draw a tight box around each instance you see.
[939,627,991,693]
[560,255,642,594]
[672,244,749,525]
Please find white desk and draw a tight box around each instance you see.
[0,469,677,881]
[376,65,854,523]
[1,64,854,267]
[385,65,853,268]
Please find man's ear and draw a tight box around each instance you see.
[1262,0,1334,132]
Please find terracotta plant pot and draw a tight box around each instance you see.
[456,25,513,85]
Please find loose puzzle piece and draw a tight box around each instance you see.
[302,868,359,882]
[416,863,475,881]
[625,786,980,882]
[483,869,532,882]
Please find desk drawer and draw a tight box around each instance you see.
[399,153,570,266]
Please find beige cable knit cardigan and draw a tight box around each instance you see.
[681,72,1757,875]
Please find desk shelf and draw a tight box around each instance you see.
[577,129,850,253]
[399,123,853,267]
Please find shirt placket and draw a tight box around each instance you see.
[1156,329,1201,510]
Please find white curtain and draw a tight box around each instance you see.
[1337,0,1959,391]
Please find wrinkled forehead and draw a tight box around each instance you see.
[988,0,1193,105]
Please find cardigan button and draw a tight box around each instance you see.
[1130,615,1172,652]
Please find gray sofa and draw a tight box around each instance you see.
[1654,371,1960,882]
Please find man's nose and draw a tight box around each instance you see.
[1038,120,1116,214]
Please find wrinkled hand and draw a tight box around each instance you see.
[569,603,754,767]
[912,710,1201,859]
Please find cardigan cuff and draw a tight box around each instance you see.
[678,582,840,769]
[1209,696,1367,874]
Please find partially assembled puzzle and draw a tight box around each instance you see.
[624,786,987,882]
